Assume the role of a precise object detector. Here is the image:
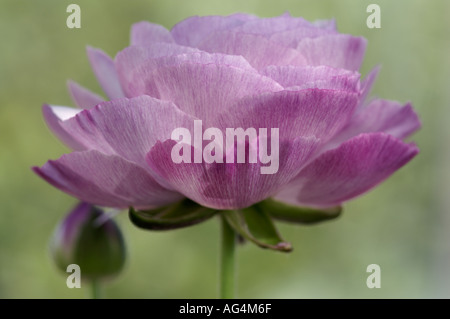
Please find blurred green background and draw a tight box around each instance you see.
[0,0,448,298]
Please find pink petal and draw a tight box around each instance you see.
[122,52,258,99]
[127,59,283,124]
[275,133,419,207]
[130,21,174,46]
[146,137,319,210]
[359,65,381,107]
[86,46,125,99]
[114,43,199,96]
[232,16,317,36]
[198,31,307,70]
[42,104,84,150]
[312,18,337,30]
[261,65,360,92]
[296,34,367,71]
[55,95,197,168]
[171,15,246,47]
[67,80,104,109]
[214,89,359,143]
[269,26,336,48]
[326,99,421,149]
[33,150,182,210]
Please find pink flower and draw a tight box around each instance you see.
[34,13,420,211]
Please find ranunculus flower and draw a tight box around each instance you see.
[34,13,420,213]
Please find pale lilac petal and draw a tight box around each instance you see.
[86,46,125,99]
[214,89,359,143]
[56,96,197,168]
[233,16,335,41]
[296,34,367,71]
[130,21,174,46]
[232,16,315,36]
[42,104,84,150]
[122,51,258,98]
[198,32,307,70]
[46,105,82,121]
[67,80,104,109]
[326,99,421,149]
[128,60,283,124]
[359,65,381,107]
[114,44,199,96]
[146,136,319,210]
[312,18,337,30]
[261,65,360,92]
[33,150,182,210]
[171,15,246,47]
[269,27,336,48]
[275,133,419,207]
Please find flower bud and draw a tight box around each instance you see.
[50,202,126,281]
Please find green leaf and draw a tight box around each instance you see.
[129,199,218,231]
[258,198,342,225]
[223,206,292,252]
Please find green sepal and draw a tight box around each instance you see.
[258,198,342,224]
[129,199,218,231]
[223,206,292,252]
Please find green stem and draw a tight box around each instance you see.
[91,280,102,299]
[220,215,236,299]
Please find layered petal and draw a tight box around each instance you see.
[127,58,283,124]
[261,65,360,92]
[326,99,421,149]
[296,34,367,71]
[33,150,182,209]
[130,21,174,46]
[115,43,199,96]
[214,89,359,144]
[269,26,335,48]
[198,31,307,70]
[87,46,125,99]
[42,104,84,150]
[232,16,319,36]
[171,15,247,47]
[122,51,258,99]
[50,95,197,168]
[67,80,104,109]
[359,65,381,107]
[146,136,319,210]
[275,133,419,207]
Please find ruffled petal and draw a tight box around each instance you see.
[127,58,282,124]
[269,26,336,48]
[296,34,367,71]
[214,89,359,143]
[54,95,197,167]
[146,136,319,210]
[171,15,247,47]
[275,133,419,207]
[67,80,104,109]
[86,46,125,99]
[33,150,182,210]
[198,31,307,70]
[261,65,360,92]
[130,21,174,45]
[232,16,318,36]
[42,104,84,150]
[326,99,421,149]
[359,65,381,107]
[114,43,199,96]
